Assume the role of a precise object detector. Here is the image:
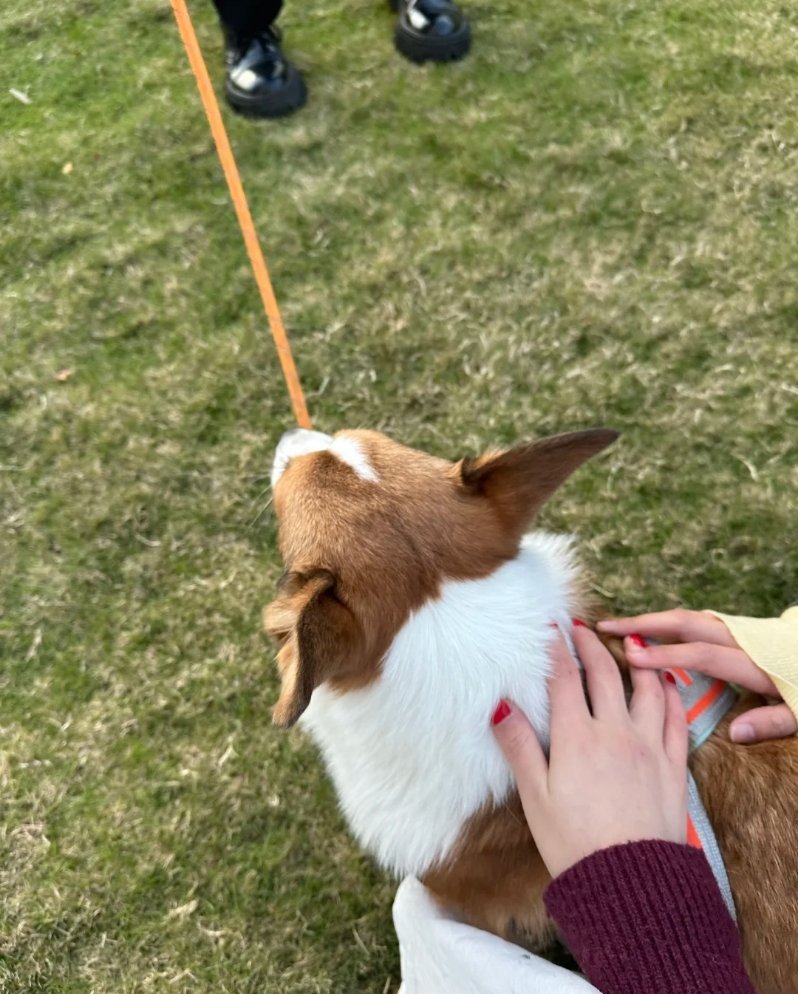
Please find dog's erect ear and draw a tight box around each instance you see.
[264,570,361,729]
[458,429,618,539]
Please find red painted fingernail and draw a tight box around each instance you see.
[491,700,511,726]
[628,633,647,649]
[572,618,587,628]
[664,671,677,685]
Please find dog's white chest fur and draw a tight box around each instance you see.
[300,533,579,877]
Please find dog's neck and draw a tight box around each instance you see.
[299,532,582,878]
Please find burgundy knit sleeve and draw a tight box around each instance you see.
[543,840,755,994]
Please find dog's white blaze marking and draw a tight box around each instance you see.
[329,436,379,482]
[271,429,334,486]
[300,532,579,878]
[271,430,379,486]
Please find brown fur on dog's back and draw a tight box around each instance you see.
[426,693,798,993]
[693,696,798,994]
[423,792,556,951]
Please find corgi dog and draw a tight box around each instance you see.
[264,426,798,994]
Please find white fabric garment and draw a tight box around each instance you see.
[393,877,601,994]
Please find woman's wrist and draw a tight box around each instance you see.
[544,840,755,994]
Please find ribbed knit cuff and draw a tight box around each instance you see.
[544,840,755,994]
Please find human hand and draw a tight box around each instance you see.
[597,609,798,744]
[491,625,688,879]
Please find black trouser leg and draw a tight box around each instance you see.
[211,0,284,43]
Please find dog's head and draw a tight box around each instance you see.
[264,427,617,727]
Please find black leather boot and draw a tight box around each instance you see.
[392,0,471,63]
[224,26,307,118]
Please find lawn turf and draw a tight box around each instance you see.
[1,0,798,990]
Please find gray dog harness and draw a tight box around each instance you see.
[675,666,739,920]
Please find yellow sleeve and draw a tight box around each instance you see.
[706,607,798,721]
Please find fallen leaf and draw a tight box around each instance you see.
[62,162,73,175]
[54,368,74,382]
[167,899,198,920]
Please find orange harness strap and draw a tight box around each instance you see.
[170,0,313,430]
[683,675,735,850]
[686,814,702,850]
[677,670,738,917]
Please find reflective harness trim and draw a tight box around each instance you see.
[676,668,739,920]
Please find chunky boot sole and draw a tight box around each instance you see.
[225,64,307,118]
[394,21,471,62]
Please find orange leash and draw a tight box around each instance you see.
[170,0,312,430]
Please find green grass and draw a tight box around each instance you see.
[2,0,798,989]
